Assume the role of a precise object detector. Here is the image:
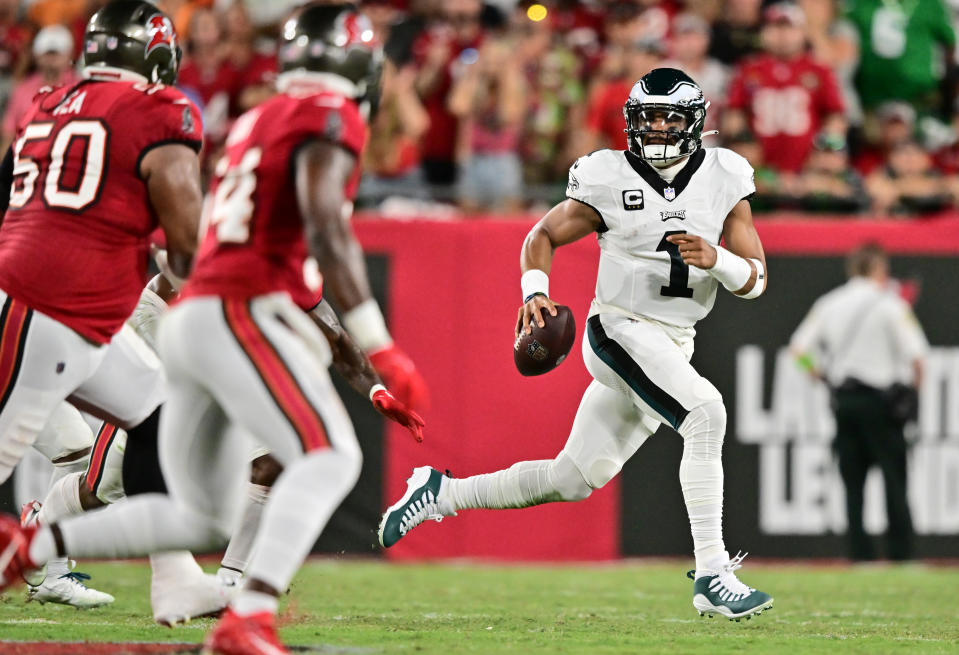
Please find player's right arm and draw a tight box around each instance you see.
[294,139,371,313]
[140,144,202,280]
[517,198,601,336]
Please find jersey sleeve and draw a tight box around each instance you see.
[566,151,619,232]
[129,85,203,174]
[715,148,756,213]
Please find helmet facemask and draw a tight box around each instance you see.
[625,103,705,167]
[626,105,695,166]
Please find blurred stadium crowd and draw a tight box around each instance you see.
[2,0,959,217]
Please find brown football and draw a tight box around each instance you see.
[513,305,577,376]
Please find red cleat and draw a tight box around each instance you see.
[0,513,37,593]
[202,608,289,655]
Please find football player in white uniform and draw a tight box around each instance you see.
[379,68,773,621]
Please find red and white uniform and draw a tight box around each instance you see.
[159,86,366,518]
[183,89,365,310]
[727,54,844,173]
[0,79,202,484]
[0,80,202,343]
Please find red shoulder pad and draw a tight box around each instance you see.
[126,83,204,152]
[293,94,367,157]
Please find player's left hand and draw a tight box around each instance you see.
[369,344,430,410]
[666,233,717,270]
[371,387,425,442]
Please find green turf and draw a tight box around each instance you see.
[1,559,957,654]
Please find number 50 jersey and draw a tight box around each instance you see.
[0,80,203,343]
[566,147,755,328]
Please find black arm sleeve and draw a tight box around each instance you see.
[0,146,14,213]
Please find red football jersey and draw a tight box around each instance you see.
[727,54,844,173]
[182,89,366,310]
[0,80,203,343]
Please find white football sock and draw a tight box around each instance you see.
[43,494,224,564]
[45,557,70,578]
[678,400,727,573]
[231,590,278,617]
[244,450,359,594]
[38,471,84,524]
[443,454,592,512]
[219,483,270,576]
[150,550,205,583]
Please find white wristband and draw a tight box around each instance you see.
[521,269,549,302]
[369,383,387,401]
[342,299,393,352]
[708,245,752,293]
[740,258,766,299]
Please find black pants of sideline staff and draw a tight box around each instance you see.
[833,386,914,561]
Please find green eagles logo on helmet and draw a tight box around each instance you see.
[623,68,710,166]
[82,0,181,85]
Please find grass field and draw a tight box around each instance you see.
[1,559,957,654]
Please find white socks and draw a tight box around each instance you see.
[677,400,728,572]
[245,450,359,595]
[443,454,593,512]
[150,550,205,584]
[219,483,270,578]
[37,493,224,565]
[232,590,278,616]
[38,471,84,524]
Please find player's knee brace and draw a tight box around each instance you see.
[677,400,726,461]
[548,453,594,502]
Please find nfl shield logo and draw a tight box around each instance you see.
[664,187,676,201]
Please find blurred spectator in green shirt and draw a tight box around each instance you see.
[844,0,955,115]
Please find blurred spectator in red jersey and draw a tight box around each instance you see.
[412,0,485,189]
[1,25,78,154]
[0,0,32,115]
[724,2,846,174]
[855,101,915,176]
[661,13,729,134]
[178,7,238,143]
[865,140,958,215]
[578,38,663,154]
[222,2,274,113]
[449,36,527,212]
[360,60,431,205]
[709,0,763,65]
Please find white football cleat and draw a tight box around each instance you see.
[28,570,115,609]
[152,572,234,626]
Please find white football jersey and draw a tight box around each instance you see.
[566,147,754,328]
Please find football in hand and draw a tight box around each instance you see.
[513,305,576,376]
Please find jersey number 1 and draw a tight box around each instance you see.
[657,230,694,298]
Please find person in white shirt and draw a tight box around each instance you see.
[790,243,928,561]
